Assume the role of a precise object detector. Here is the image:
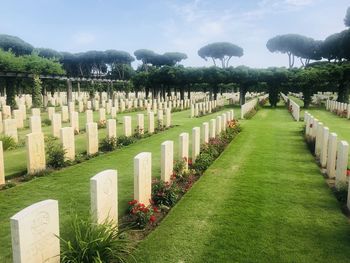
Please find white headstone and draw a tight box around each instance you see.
[70,111,79,134]
[320,127,329,168]
[148,112,154,134]
[327,132,337,178]
[86,110,93,123]
[111,107,117,118]
[192,127,200,162]
[216,116,222,135]
[179,132,189,170]
[335,140,349,189]
[31,108,41,117]
[137,114,144,134]
[90,170,118,225]
[157,109,163,128]
[4,119,18,142]
[13,109,24,129]
[161,140,173,182]
[47,107,55,121]
[61,106,69,122]
[0,141,4,185]
[202,122,209,144]
[123,116,132,137]
[51,114,62,138]
[29,116,42,133]
[165,108,171,128]
[209,119,216,139]
[99,108,106,122]
[10,199,60,263]
[2,105,11,120]
[106,119,117,139]
[26,132,46,174]
[315,122,324,157]
[134,152,152,206]
[60,127,75,161]
[86,122,98,155]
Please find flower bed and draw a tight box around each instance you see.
[124,119,241,240]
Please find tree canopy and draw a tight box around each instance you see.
[266,34,321,68]
[0,34,34,56]
[197,42,243,68]
[134,49,187,70]
[0,49,65,75]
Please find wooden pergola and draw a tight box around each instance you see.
[0,71,127,102]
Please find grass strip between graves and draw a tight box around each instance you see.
[132,106,350,263]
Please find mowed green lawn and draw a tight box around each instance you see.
[132,106,350,263]
[0,106,238,262]
[4,107,155,177]
[288,99,350,163]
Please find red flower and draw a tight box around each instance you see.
[149,215,156,223]
[153,207,159,213]
[347,169,350,176]
[188,158,193,165]
[128,200,138,205]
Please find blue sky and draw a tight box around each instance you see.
[0,0,348,68]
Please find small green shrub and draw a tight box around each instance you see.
[193,152,215,174]
[42,118,51,126]
[173,158,187,178]
[1,181,16,190]
[117,135,136,147]
[100,136,118,152]
[133,126,144,139]
[0,135,17,150]
[60,215,133,263]
[156,119,164,132]
[171,107,182,113]
[334,184,348,203]
[152,179,179,208]
[46,139,66,169]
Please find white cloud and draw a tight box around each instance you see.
[162,0,345,68]
[284,0,315,6]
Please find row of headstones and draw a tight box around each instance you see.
[190,100,220,118]
[1,94,210,143]
[0,101,174,152]
[326,99,350,118]
[311,93,335,105]
[1,95,193,124]
[240,94,268,119]
[304,112,350,209]
[280,93,300,121]
[0,109,173,183]
[8,108,235,263]
[8,90,217,110]
[227,92,265,105]
[50,90,217,102]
